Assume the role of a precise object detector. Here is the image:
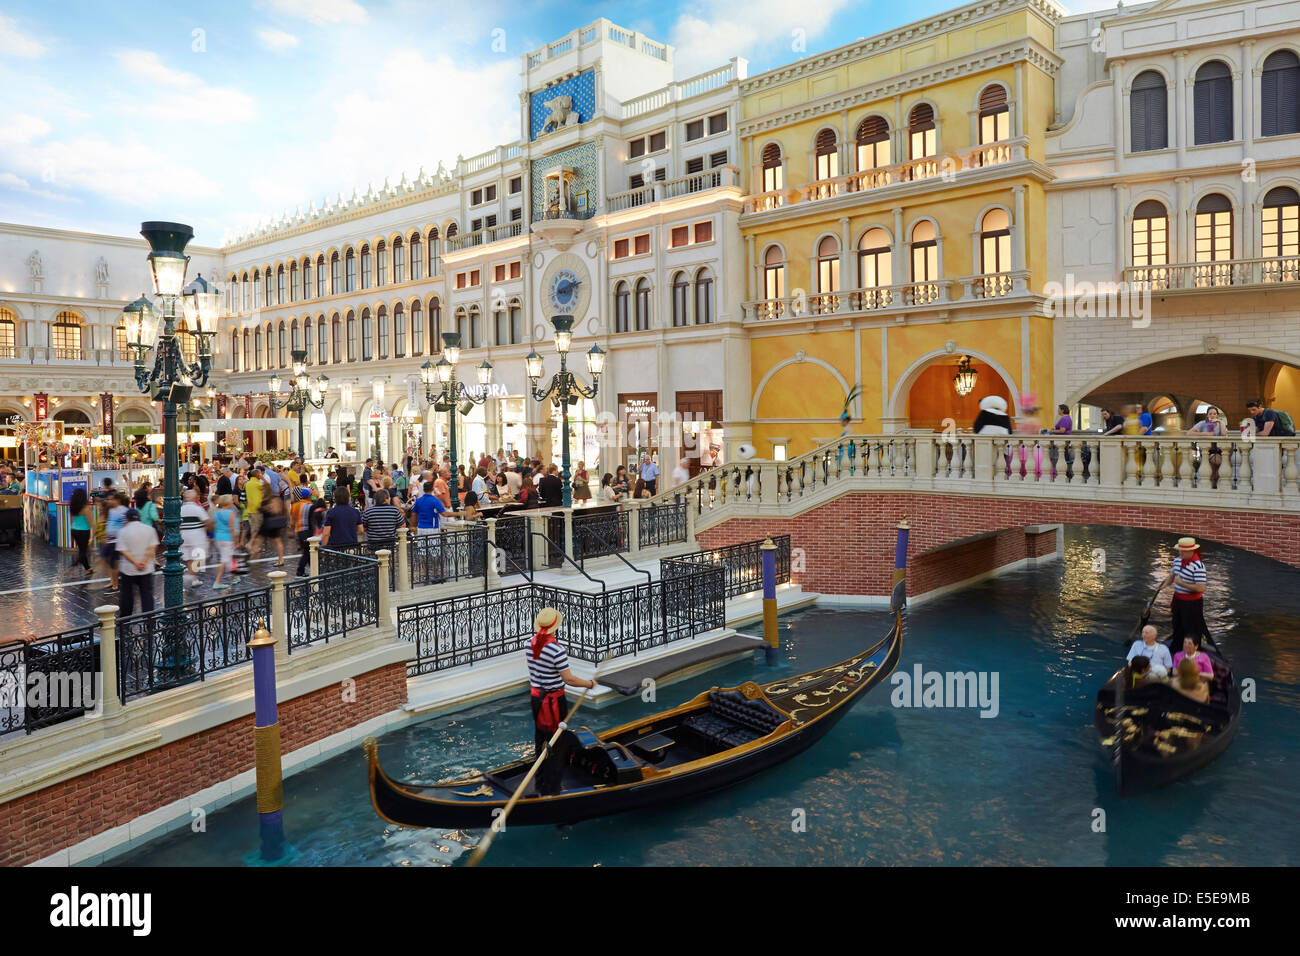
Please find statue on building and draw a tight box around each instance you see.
[28,250,43,278]
[95,256,110,284]
[542,95,579,134]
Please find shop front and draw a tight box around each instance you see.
[618,392,658,473]
[675,389,725,476]
[551,397,603,474]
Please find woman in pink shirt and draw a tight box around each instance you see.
[1172,636,1214,681]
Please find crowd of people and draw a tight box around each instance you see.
[969,396,1295,438]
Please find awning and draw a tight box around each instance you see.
[201,418,296,431]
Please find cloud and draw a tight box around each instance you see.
[112,50,257,123]
[262,0,368,25]
[669,0,856,76]
[0,15,47,58]
[257,28,300,52]
[0,172,75,202]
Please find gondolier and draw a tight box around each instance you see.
[527,608,595,793]
[1161,536,1208,647]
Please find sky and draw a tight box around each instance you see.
[0,0,1124,245]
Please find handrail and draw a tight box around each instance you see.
[530,530,606,592]
[578,519,652,586]
[485,538,533,591]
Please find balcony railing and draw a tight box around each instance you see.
[606,166,739,213]
[745,272,1031,322]
[1123,256,1300,291]
[742,139,1024,214]
[621,61,740,119]
[0,346,144,366]
[446,220,524,252]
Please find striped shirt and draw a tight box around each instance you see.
[1173,556,1206,596]
[526,641,569,692]
[361,504,404,543]
[180,501,208,532]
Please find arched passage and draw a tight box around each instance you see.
[887,348,1021,431]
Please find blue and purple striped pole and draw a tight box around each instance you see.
[249,618,285,861]
[892,520,910,613]
[761,537,778,663]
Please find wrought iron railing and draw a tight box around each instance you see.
[409,526,487,587]
[396,565,725,675]
[0,625,101,736]
[321,542,395,589]
[493,514,532,576]
[285,564,379,651]
[573,508,630,561]
[116,587,273,701]
[662,534,791,600]
[637,501,688,549]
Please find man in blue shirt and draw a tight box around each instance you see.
[1246,398,1295,437]
[319,486,362,546]
[409,480,445,535]
[639,453,660,496]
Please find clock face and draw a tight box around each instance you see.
[540,254,591,319]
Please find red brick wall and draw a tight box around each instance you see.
[697,492,1300,595]
[0,661,407,867]
[909,529,1036,597]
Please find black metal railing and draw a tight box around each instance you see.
[322,540,397,590]
[116,587,273,701]
[0,625,101,736]
[396,566,725,676]
[636,501,687,549]
[409,526,488,587]
[573,508,630,561]
[285,562,380,651]
[662,534,791,600]
[494,514,532,575]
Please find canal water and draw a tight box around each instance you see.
[113,526,1299,867]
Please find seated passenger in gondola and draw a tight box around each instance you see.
[1173,658,1210,704]
[1127,625,1173,679]
[1125,654,1155,689]
[1172,636,1214,683]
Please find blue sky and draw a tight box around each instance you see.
[0,0,1116,244]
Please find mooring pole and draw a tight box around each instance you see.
[761,537,778,663]
[249,618,285,861]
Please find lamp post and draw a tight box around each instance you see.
[268,349,328,459]
[526,316,605,509]
[420,332,493,489]
[122,222,218,611]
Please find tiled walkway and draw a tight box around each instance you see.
[0,535,304,640]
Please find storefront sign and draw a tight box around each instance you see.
[100,393,113,433]
[244,394,252,418]
[407,377,419,411]
[457,382,511,399]
[216,394,228,418]
[34,393,48,421]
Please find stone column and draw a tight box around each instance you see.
[376,550,392,623]
[563,508,575,561]
[267,570,289,665]
[395,526,410,592]
[94,604,122,717]
[627,500,642,554]
[485,517,501,587]
[308,534,320,577]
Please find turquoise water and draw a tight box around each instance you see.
[113,526,1299,866]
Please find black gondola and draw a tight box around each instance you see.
[1094,640,1240,795]
[366,523,910,830]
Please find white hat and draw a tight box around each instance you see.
[979,395,1008,413]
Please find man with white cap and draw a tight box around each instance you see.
[1161,536,1209,647]
[526,607,596,793]
[972,395,1011,435]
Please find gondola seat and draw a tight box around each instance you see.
[681,690,786,750]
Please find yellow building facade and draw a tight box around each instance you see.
[732,0,1063,458]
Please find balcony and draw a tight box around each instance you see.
[1123,257,1300,292]
[744,272,1030,322]
[445,221,524,253]
[606,166,740,213]
[0,346,141,367]
[620,60,744,119]
[741,139,1025,215]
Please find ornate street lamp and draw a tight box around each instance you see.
[527,315,604,508]
[123,221,218,612]
[953,355,978,397]
[268,349,328,459]
[420,332,493,488]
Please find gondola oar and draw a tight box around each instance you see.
[1123,580,1166,646]
[1112,580,1165,792]
[466,677,599,867]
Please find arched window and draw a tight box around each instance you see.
[694,268,714,325]
[427,227,440,277]
[615,282,630,333]
[762,244,786,301]
[346,310,358,362]
[52,311,82,358]
[910,220,939,303]
[277,265,286,305]
[455,307,467,344]
[392,237,405,284]
[813,128,839,197]
[978,84,1009,144]
[376,240,388,286]
[672,271,689,327]
[858,228,892,306]
[331,313,342,363]
[980,209,1012,274]
[855,115,890,172]
[1194,193,1234,286]
[230,330,240,371]
[361,307,373,360]
[1131,70,1168,152]
[302,317,313,363]
[254,328,263,369]
[0,308,16,358]
[264,269,273,308]
[1194,61,1233,145]
[317,316,328,365]
[288,262,297,303]
[1262,51,1300,137]
[290,317,300,352]
[1131,199,1170,289]
[242,272,251,311]
[411,300,423,355]
[277,320,287,367]
[330,253,341,294]
[495,303,509,346]
[345,248,357,292]
[376,305,389,358]
[816,235,840,293]
[243,330,250,369]
[227,275,237,313]
[430,296,441,351]
[508,299,522,344]
[359,244,372,289]
[175,319,198,365]
[760,142,783,193]
[908,103,937,159]
[409,234,423,281]
[634,279,651,330]
[1262,186,1300,280]
[252,269,261,309]
[394,302,406,357]
[317,255,327,298]
[469,305,482,348]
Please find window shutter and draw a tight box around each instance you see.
[1263,67,1279,137]
[1214,75,1233,142]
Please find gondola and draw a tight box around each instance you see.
[365,524,910,830]
[1094,639,1240,795]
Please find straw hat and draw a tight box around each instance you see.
[979,395,1007,414]
[1177,537,1198,550]
[534,607,563,632]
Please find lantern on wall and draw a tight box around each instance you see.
[953,355,978,397]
